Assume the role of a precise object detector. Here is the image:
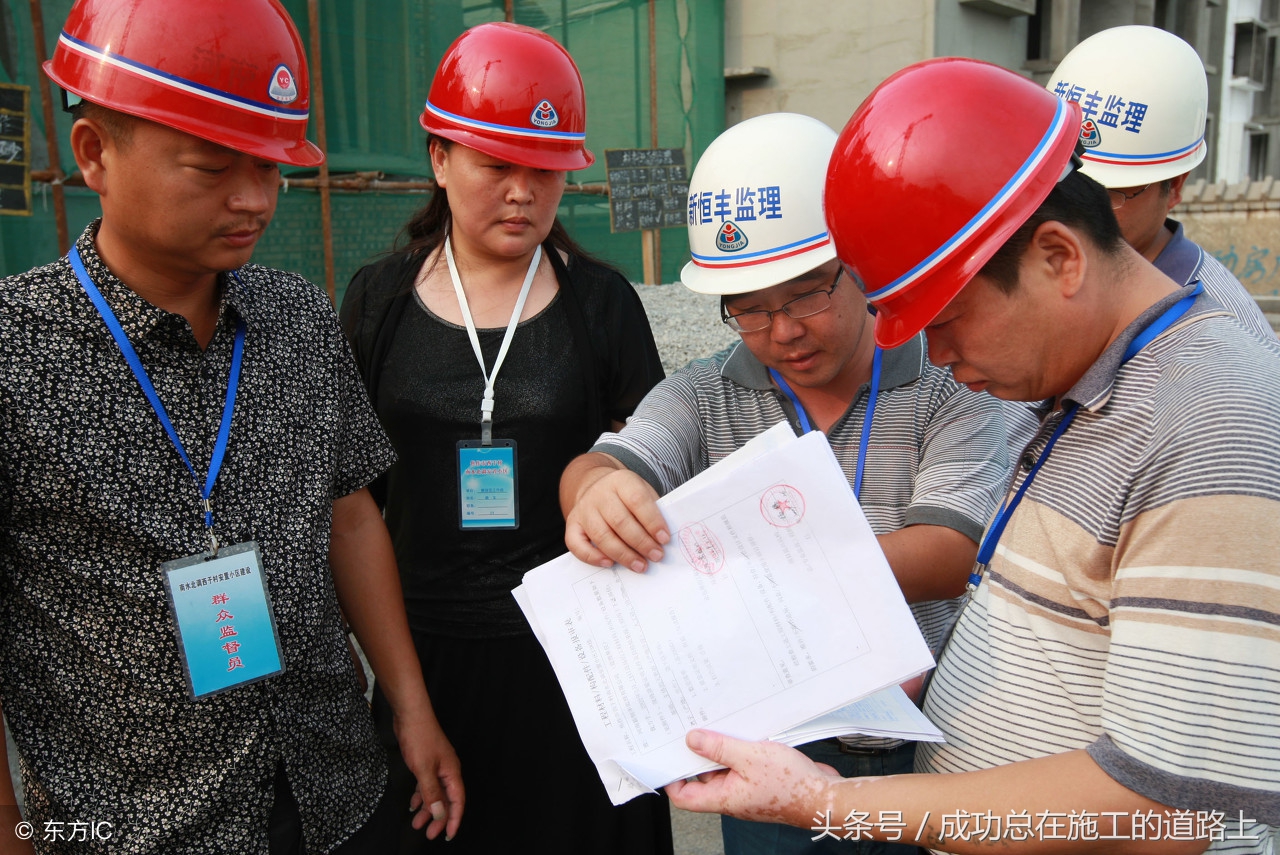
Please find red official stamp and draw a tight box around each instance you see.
[678,523,725,575]
[760,484,805,527]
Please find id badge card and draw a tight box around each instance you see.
[163,541,285,699]
[457,439,519,530]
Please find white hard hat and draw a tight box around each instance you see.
[680,113,837,296]
[1047,25,1207,187]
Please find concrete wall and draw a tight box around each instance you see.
[933,1,1030,67]
[725,0,1048,136]
[1079,0,1156,32]
[1175,177,1280,297]
[724,0,933,131]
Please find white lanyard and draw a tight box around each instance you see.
[444,236,541,444]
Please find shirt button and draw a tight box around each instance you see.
[1019,454,1036,472]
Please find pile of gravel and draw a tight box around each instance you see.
[632,282,740,375]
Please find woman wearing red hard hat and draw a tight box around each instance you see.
[15,0,464,852]
[340,21,669,854]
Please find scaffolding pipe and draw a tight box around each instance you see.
[30,170,611,197]
[28,0,68,255]
[307,0,336,305]
[644,0,661,283]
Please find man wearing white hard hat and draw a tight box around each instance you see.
[559,113,1013,855]
[665,57,1278,854]
[1049,24,1275,342]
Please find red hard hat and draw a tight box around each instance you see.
[45,0,323,167]
[421,22,594,171]
[825,58,1081,348]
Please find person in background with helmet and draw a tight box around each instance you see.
[0,0,463,851]
[559,112,1013,855]
[339,22,669,854]
[1048,25,1275,343]
[664,58,1279,854]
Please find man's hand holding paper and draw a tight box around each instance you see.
[517,427,939,804]
[562,455,670,572]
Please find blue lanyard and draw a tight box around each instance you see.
[68,247,246,555]
[967,282,1203,590]
[770,345,882,500]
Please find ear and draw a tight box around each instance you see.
[70,118,111,196]
[1165,172,1189,212]
[429,138,449,190]
[1025,220,1087,299]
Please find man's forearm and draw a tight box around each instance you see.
[798,750,1211,855]
[328,488,427,713]
[329,488,463,839]
[876,524,977,603]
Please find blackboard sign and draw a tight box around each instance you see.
[604,148,688,233]
[0,83,30,217]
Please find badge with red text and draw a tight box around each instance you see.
[163,541,284,699]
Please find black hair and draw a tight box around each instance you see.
[69,100,135,147]
[396,135,599,267]
[978,168,1126,293]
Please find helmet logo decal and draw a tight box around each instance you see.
[1079,119,1101,148]
[269,64,299,104]
[530,100,560,128]
[716,222,748,253]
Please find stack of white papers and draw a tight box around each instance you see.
[515,424,942,804]
[779,686,944,744]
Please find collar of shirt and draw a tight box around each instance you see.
[718,331,925,394]
[1152,218,1202,287]
[1062,282,1218,413]
[71,220,258,343]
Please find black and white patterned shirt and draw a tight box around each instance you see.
[0,223,395,853]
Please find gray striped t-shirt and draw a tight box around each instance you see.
[593,333,1014,655]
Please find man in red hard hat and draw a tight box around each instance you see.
[0,0,461,851]
[665,58,1280,854]
[561,111,1013,855]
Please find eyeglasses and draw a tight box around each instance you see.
[1107,184,1151,210]
[721,268,842,333]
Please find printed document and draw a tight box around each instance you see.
[515,427,937,804]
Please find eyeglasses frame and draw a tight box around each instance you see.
[720,267,843,333]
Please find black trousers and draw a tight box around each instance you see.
[268,760,402,854]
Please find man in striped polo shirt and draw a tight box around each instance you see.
[560,114,1013,855]
[1006,27,1277,462]
[665,60,1278,854]
[1047,26,1275,344]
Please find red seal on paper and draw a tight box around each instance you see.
[678,523,725,575]
[760,484,805,527]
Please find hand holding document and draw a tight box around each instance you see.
[515,425,940,804]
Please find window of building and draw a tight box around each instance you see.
[1234,20,1269,87]
[1248,132,1270,180]
[1026,0,1047,62]
[1265,35,1279,114]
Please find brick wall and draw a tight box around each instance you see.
[1173,177,1280,318]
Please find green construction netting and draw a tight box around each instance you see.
[0,0,724,297]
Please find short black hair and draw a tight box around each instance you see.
[69,100,135,147]
[978,168,1126,293]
